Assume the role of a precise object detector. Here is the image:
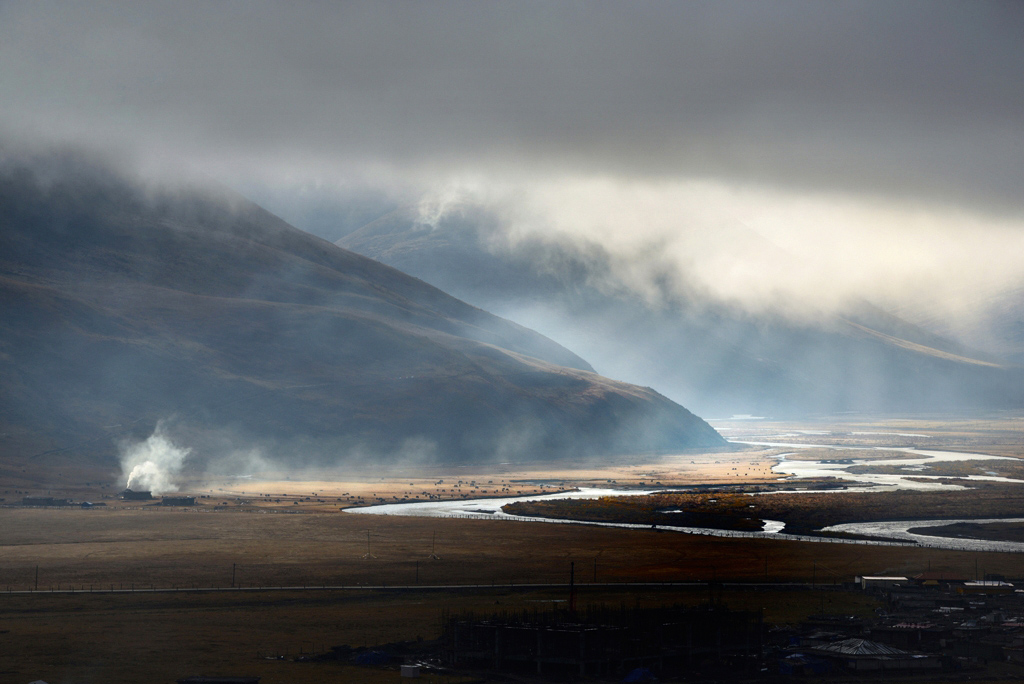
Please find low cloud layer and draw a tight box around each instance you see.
[1,2,1021,348]
[402,178,1024,329]
[0,1,1021,211]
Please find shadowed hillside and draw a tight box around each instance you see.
[0,154,724,474]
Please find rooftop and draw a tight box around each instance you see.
[814,638,909,657]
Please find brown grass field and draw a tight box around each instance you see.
[3,414,1024,683]
[1,506,1023,683]
[0,583,883,684]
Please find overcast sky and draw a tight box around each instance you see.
[2,1,1023,321]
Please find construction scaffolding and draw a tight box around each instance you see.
[443,603,763,677]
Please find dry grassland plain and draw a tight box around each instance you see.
[2,414,1023,683]
[0,508,1016,684]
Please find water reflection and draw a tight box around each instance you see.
[736,441,1022,491]
[343,439,1024,552]
[821,518,1024,553]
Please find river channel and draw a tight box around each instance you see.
[343,438,1024,552]
[343,486,913,548]
[736,441,1023,491]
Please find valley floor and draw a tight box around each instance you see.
[2,414,1024,682]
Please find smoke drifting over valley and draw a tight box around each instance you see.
[121,421,190,495]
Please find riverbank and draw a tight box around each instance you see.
[500,484,1024,538]
[909,520,1024,543]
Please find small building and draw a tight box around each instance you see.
[400,664,420,678]
[120,488,153,500]
[176,678,260,684]
[958,580,1014,595]
[913,572,968,587]
[871,622,950,651]
[810,638,942,672]
[857,576,908,590]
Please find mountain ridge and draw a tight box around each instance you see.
[0,155,725,475]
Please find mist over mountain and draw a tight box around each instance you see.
[906,285,1024,368]
[2,3,1021,425]
[0,2,1019,472]
[0,153,725,476]
[334,204,1024,418]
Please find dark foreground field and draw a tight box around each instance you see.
[2,585,887,684]
[2,507,1023,683]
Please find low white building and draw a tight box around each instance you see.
[857,576,908,590]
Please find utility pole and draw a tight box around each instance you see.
[415,561,419,584]
[569,561,576,613]
[232,563,236,588]
[593,557,597,583]
[34,565,38,591]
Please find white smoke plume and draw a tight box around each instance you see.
[120,421,191,495]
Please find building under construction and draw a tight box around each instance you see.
[160,496,196,506]
[443,603,763,677]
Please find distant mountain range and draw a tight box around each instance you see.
[336,205,1024,417]
[0,155,725,475]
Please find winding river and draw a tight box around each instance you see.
[737,441,1023,491]
[342,438,1024,552]
[820,518,1024,553]
[344,487,913,548]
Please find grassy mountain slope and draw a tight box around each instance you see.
[0,156,725,472]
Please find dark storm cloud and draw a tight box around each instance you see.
[0,1,1021,211]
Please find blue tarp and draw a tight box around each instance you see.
[353,650,391,666]
[622,667,656,683]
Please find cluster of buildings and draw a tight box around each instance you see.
[21,495,107,508]
[439,575,1024,680]
[120,489,196,506]
[778,573,1024,676]
[17,489,195,507]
